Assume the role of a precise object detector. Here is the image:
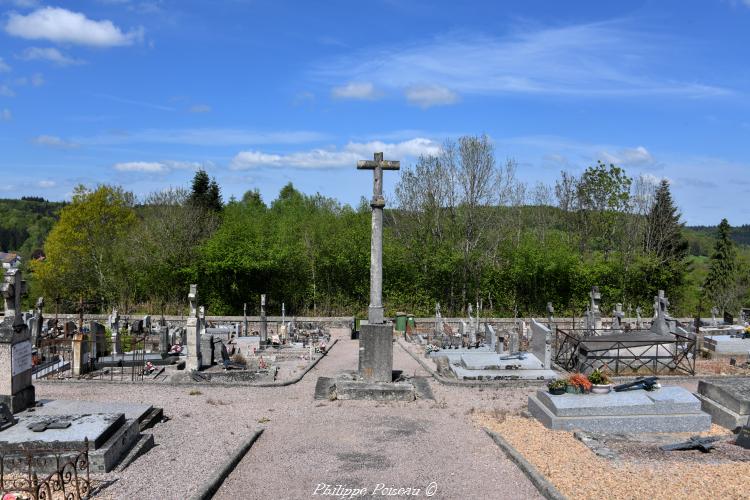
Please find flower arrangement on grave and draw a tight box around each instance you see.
[547,378,567,395]
[587,368,613,394]
[566,373,592,394]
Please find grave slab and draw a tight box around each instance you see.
[529,386,711,433]
[696,379,750,430]
[335,380,415,401]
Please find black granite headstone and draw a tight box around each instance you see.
[737,416,750,449]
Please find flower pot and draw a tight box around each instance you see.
[565,385,584,394]
[549,387,566,395]
[591,383,612,394]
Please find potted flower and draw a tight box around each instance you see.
[588,369,613,394]
[566,373,592,394]
[547,379,567,395]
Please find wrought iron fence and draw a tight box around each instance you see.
[34,334,151,382]
[0,439,90,500]
[554,328,696,376]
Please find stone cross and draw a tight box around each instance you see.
[711,306,719,327]
[243,302,248,337]
[590,286,601,314]
[357,152,400,324]
[260,294,267,342]
[1,269,26,319]
[546,302,555,328]
[612,303,624,331]
[188,285,197,317]
[636,306,643,329]
[651,290,671,335]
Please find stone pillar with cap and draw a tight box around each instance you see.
[186,284,202,371]
[0,269,35,412]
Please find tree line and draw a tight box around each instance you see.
[25,136,750,318]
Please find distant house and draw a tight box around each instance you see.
[0,252,21,269]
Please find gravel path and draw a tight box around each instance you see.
[480,414,750,500]
[35,331,541,500]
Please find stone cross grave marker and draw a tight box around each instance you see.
[186,284,201,371]
[651,290,671,335]
[0,268,34,412]
[357,152,400,324]
[546,302,555,329]
[612,303,624,331]
[357,152,399,382]
[711,306,719,327]
[260,294,267,342]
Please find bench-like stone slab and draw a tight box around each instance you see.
[452,366,556,381]
[335,380,415,401]
[459,352,544,370]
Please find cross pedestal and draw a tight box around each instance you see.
[357,152,399,383]
[0,269,35,413]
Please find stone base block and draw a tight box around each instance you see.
[0,385,35,413]
[695,393,747,431]
[358,324,393,383]
[335,380,415,401]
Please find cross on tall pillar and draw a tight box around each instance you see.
[357,152,400,324]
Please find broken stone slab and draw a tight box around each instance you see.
[335,380,415,401]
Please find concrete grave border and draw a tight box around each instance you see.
[483,428,567,500]
[189,428,264,500]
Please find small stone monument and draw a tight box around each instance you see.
[109,308,121,355]
[186,284,201,371]
[90,321,106,358]
[711,306,719,327]
[434,302,443,343]
[612,303,624,332]
[243,302,248,337]
[546,302,555,330]
[0,269,35,412]
[485,323,496,351]
[651,290,671,336]
[737,416,750,449]
[30,296,43,347]
[636,306,643,329]
[71,331,89,376]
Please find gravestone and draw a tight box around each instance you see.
[636,306,643,329]
[586,286,602,332]
[89,321,106,358]
[434,302,443,343]
[159,325,170,353]
[260,294,267,343]
[651,290,671,336]
[736,416,750,449]
[64,321,77,336]
[243,302,248,337]
[357,152,399,383]
[612,303,624,332]
[509,330,519,353]
[696,379,750,431]
[108,308,121,355]
[185,284,202,371]
[30,297,43,347]
[546,302,554,330]
[143,315,151,332]
[711,306,719,327]
[130,319,143,335]
[485,323,496,351]
[0,268,35,412]
[724,311,734,325]
[530,319,552,369]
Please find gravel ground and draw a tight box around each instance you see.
[34,331,542,500]
[480,413,750,500]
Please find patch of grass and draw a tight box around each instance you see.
[206,398,228,406]
[258,417,270,424]
[189,390,202,396]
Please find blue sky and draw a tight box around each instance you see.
[1,0,749,225]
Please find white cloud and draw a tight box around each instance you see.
[313,23,730,98]
[18,47,83,66]
[113,159,211,173]
[405,85,458,108]
[0,85,14,97]
[188,104,211,113]
[32,135,78,148]
[114,161,167,173]
[78,128,327,146]
[1,108,11,120]
[30,72,43,86]
[37,179,56,188]
[600,146,655,167]
[5,7,144,47]
[231,138,440,170]
[331,82,378,100]
[0,57,10,73]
